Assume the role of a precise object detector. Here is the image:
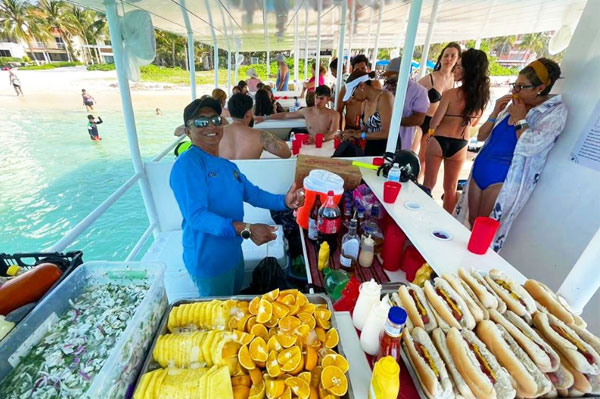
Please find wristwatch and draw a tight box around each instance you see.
[515,119,529,130]
[240,223,252,239]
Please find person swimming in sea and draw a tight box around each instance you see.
[82,89,96,111]
[87,115,103,141]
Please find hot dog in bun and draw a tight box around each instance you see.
[533,312,600,375]
[398,284,438,332]
[431,328,476,399]
[484,269,536,317]
[458,267,506,312]
[446,327,515,399]
[403,327,454,399]
[524,279,577,325]
[424,278,476,330]
[443,274,488,322]
[476,320,552,398]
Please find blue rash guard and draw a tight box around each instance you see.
[169,145,288,295]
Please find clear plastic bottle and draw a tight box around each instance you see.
[352,279,382,331]
[359,234,375,268]
[340,216,360,274]
[360,300,391,355]
[387,163,401,182]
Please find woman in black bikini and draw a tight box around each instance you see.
[423,48,490,213]
[416,43,461,177]
[339,70,394,156]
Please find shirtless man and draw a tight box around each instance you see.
[255,85,340,142]
[219,93,291,160]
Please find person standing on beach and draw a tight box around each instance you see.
[82,89,96,111]
[87,115,103,141]
[9,70,23,96]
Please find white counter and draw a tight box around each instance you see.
[260,139,336,159]
[254,118,307,129]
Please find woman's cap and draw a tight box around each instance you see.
[183,97,222,123]
[382,57,402,77]
[246,68,259,78]
[342,74,372,102]
[276,53,286,62]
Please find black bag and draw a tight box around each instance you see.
[240,257,293,295]
[332,140,365,157]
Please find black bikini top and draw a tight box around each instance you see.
[427,74,442,103]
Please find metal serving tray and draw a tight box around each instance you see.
[400,342,600,399]
[135,293,354,399]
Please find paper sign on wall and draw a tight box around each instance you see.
[571,98,600,172]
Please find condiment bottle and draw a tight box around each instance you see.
[308,195,322,241]
[323,267,350,301]
[369,356,400,399]
[317,241,330,271]
[375,306,408,364]
[339,215,360,274]
[360,300,391,355]
[359,235,375,268]
[352,279,381,331]
[317,190,341,253]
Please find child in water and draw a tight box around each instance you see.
[87,115,103,141]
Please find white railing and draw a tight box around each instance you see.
[152,135,185,162]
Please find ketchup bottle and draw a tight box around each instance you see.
[374,306,408,365]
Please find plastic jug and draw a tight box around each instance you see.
[352,279,382,331]
[369,356,400,399]
[360,300,391,355]
[296,170,344,229]
[323,267,350,301]
[381,222,407,271]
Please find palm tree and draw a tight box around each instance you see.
[0,0,48,65]
[68,5,107,64]
[519,33,549,59]
[38,0,77,61]
[490,35,516,58]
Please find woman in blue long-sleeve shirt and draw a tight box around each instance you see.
[170,97,304,296]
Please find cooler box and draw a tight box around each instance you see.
[145,229,287,303]
[296,169,345,229]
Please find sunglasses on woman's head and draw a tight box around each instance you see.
[188,116,223,128]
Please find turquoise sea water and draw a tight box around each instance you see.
[1,107,182,261]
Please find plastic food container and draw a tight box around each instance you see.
[0,261,167,399]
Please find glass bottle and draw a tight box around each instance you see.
[339,216,360,274]
[362,206,385,254]
[308,195,322,241]
[374,307,408,364]
[356,205,366,236]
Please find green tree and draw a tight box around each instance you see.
[518,33,549,58]
[0,0,49,65]
[38,0,77,61]
[68,5,107,64]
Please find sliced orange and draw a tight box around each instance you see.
[249,381,265,399]
[233,330,254,346]
[238,344,256,370]
[318,348,337,359]
[280,386,292,399]
[266,351,282,378]
[233,384,251,399]
[232,375,252,387]
[249,337,268,363]
[321,354,349,373]
[318,384,337,399]
[279,293,296,306]
[222,341,242,360]
[246,316,258,333]
[268,327,278,339]
[277,332,298,348]
[315,317,331,329]
[278,346,302,372]
[237,314,252,332]
[272,302,290,319]
[256,299,273,324]
[314,307,331,322]
[310,366,322,388]
[314,327,326,343]
[321,366,348,396]
[324,328,339,349]
[295,292,308,306]
[305,346,318,371]
[289,354,305,375]
[265,315,279,329]
[249,367,264,385]
[298,372,312,384]
[250,323,269,341]
[308,385,318,399]
[297,312,316,329]
[267,336,283,352]
[279,316,302,332]
[299,303,316,314]
[263,288,280,302]
[285,376,310,399]
[265,377,285,399]
[249,296,261,315]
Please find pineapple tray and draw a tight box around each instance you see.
[133,290,355,399]
[0,261,167,399]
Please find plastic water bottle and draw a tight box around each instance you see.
[387,163,401,182]
[294,96,300,109]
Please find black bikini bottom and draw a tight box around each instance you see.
[420,115,432,135]
[433,136,468,158]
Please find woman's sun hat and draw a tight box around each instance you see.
[246,68,259,78]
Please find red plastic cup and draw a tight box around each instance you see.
[315,134,324,148]
[372,157,384,166]
[295,133,309,145]
[383,181,402,203]
[468,217,500,254]
[334,136,341,149]
[292,138,301,155]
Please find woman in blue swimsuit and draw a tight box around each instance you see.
[424,49,490,213]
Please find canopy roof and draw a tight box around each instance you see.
[75,0,586,52]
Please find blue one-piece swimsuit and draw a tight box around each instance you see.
[472,117,518,190]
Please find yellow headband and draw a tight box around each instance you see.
[528,60,550,86]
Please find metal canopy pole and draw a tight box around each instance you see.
[386,0,423,153]
[204,0,218,88]
[335,0,348,105]
[558,228,600,314]
[372,1,383,68]
[365,6,374,59]
[304,4,309,81]
[315,0,322,82]
[227,50,232,93]
[418,0,440,79]
[234,50,239,84]
[294,12,299,86]
[104,0,159,235]
[179,1,196,99]
[346,0,355,70]
[263,0,270,84]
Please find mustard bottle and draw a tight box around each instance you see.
[369,356,400,399]
[318,241,330,271]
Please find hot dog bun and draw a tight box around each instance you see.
[489,309,560,372]
[476,320,552,398]
[431,328,476,399]
[555,351,592,394]
[533,312,600,375]
[398,284,438,332]
[458,267,506,312]
[567,323,600,359]
[546,361,574,390]
[443,274,488,322]
[523,279,575,325]
[403,327,454,399]
[424,278,476,330]
[447,327,515,399]
[485,269,536,317]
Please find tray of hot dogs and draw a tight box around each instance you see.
[388,267,600,399]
